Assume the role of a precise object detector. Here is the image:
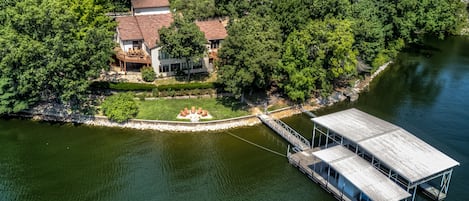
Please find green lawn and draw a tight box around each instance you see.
[135,97,251,121]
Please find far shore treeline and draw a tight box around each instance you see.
[0,0,467,115]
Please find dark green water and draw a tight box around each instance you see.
[1,36,468,201]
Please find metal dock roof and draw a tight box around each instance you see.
[313,108,460,183]
[314,146,411,201]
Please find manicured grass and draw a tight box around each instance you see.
[155,73,217,85]
[135,97,250,121]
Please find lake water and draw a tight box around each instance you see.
[1,36,468,201]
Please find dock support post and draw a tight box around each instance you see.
[325,129,330,148]
[326,165,331,189]
[438,169,453,200]
[412,186,417,201]
[312,124,316,148]
[318,130,322,147]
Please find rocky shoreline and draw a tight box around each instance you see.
[316,62,391,106]
[12,62,392,132]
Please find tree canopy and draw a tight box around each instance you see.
[217,14,282,100]
[0,0,115,114]
[277,18,357,102]
[101,93,139,123]
[213,0,467,102]
[159,15,207,80]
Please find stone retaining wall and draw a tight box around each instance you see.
[17,110,260,132]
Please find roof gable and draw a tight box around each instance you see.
[195,20,228,41]
[117,15,229,49]
[135,14,173,48]
[116,16,143,41]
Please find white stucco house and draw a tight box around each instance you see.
[114,0,228,77]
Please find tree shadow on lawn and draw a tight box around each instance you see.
[174,72,211,82]
[215,96,249,112]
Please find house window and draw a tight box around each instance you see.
[158,50,171,60]
[170,63,180,72]
[132,41,139,48]
[192,60,203,69]
[160,64,169,72]
[181,62,188,70]
[210,40,220,49]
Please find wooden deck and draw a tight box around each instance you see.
[258,114,310,151]
[114,47,151,71]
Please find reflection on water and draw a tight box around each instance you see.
[1,36,468,201]
[0,121,334,201]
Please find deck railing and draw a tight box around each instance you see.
[258,114,310,151]
[272,118,311,148]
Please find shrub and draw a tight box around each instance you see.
[152,88,159,97]
[167,88,175,97]
[90,81,215,92]
[136,93,146,101]
[157,82,214,91]
[372,52,389,69]
[101,93,139,123]
[192,88,200,96]
[141,66,156,82]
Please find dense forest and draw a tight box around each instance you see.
[185,0,467,102]
[0,0,467,115]
[170,0,468,101]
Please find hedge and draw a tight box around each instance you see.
[157,82,214,91]
[90,81,215,91]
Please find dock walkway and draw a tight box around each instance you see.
[257,114,310,151]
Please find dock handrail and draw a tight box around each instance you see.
[258,114,310,151]
[272,118,311,148]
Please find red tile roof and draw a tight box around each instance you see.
[117,15,229,50]
[117,14,173,49]
[132,0,170,9]
[116,16,143,40]
[135,13,173,48]
[196,20,228,40]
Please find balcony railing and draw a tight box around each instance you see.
[114,47,151,64]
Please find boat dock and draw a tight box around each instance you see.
[260,108,459,201]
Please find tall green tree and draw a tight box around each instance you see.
[277,18,357,102]
[0,0,115,114]
[218,14,282,100]
[394,0,467,43]
[310,0,351,20]
[170,0,217,20]
[159,15,207,80]
[270,0,314,38]
[350,0,386,65]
